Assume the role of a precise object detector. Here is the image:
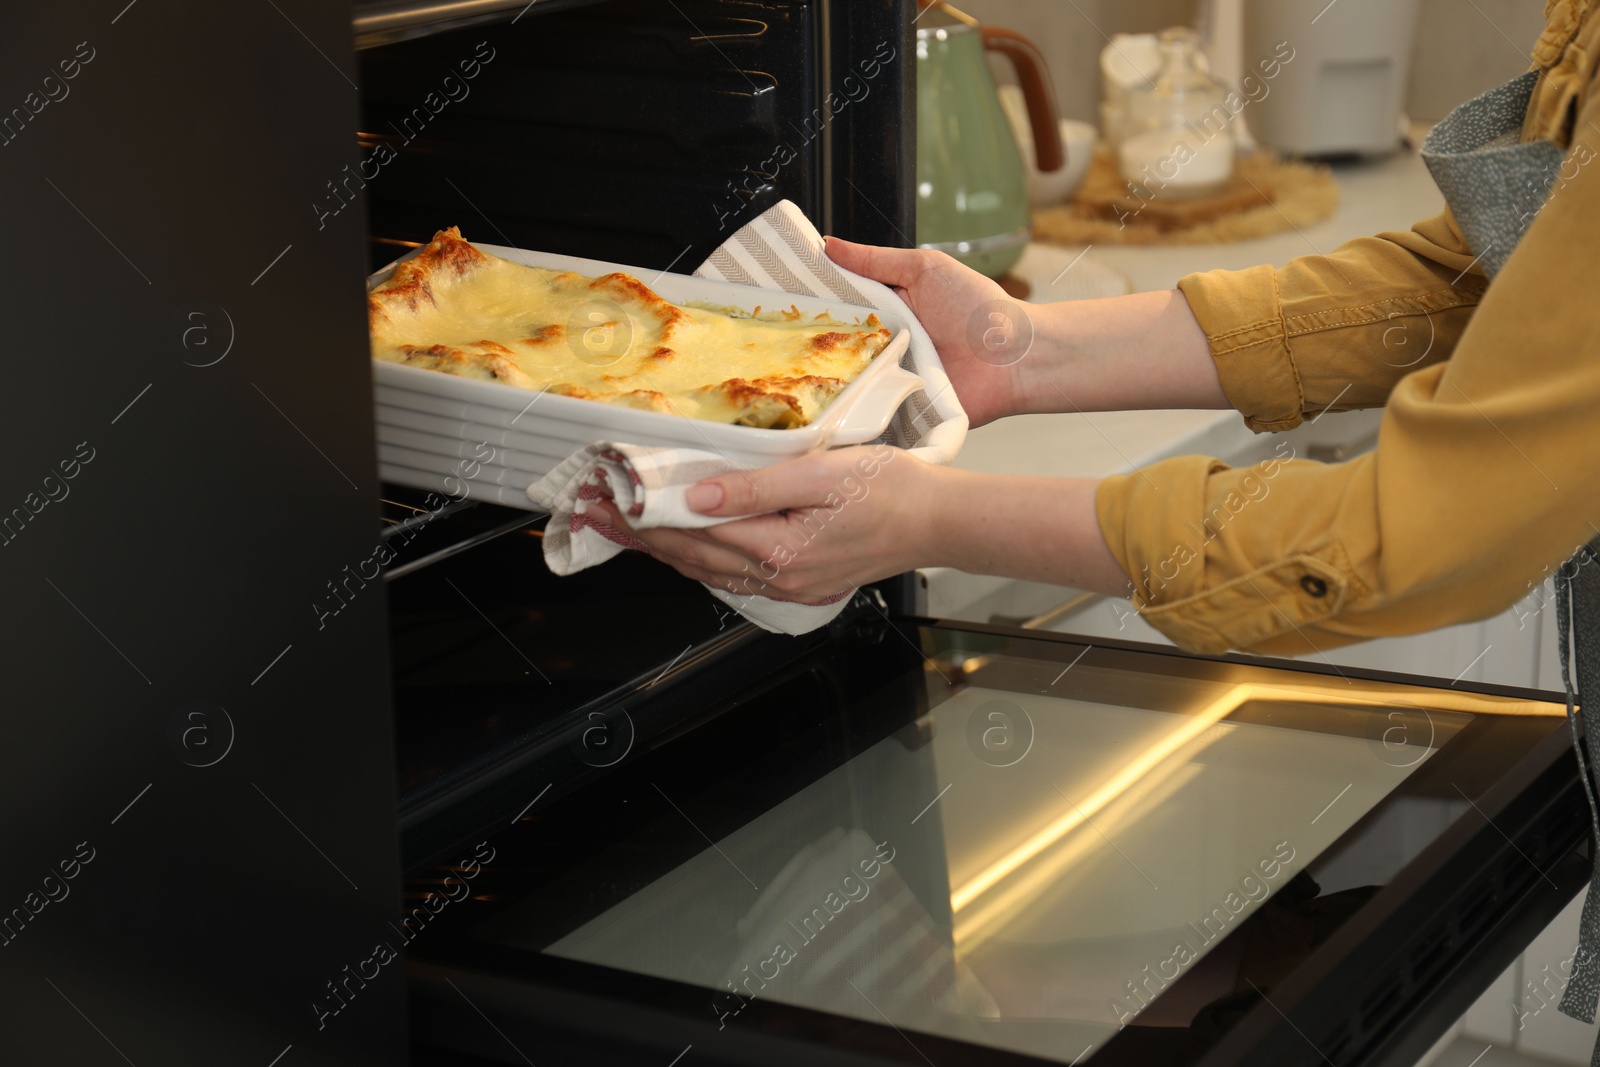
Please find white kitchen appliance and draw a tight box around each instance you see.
[1237,0,1421,156]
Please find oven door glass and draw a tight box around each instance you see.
[412,624,1570,1065]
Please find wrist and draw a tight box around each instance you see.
[1011,301,1091,416]
[910,467,1131,596]
[1007,290,1225,416]
[901,459,961,571]
[914,464,976,571]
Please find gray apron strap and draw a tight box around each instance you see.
[1419,71,1563,280]
[1556,539,1600,1049]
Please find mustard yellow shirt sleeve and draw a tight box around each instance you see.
[1095,7,1600,657]
[1176,211,1486,434]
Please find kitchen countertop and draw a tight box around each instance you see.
[926,129,1445,618]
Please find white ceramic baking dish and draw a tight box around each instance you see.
[368,242,921,510]
[377,461,546,510]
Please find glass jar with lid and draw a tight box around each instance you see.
[1118,27,1236,198]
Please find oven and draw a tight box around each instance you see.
[5,2,1589,1066]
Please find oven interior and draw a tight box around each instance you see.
[357,0,917,871]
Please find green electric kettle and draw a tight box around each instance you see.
[916,1,1064,278]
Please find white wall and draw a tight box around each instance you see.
[1406,0,1546,122]
[951,0,1548,128]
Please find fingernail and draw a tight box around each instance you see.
[686,482,724,512]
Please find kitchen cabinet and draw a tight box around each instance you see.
[1428,887,1595,1066]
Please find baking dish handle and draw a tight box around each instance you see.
[822,365,926,447]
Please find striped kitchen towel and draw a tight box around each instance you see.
[695,200,968,468]
[529,200,968,636]
[531,440,852,636]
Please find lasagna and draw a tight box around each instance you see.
[368,227,893,428]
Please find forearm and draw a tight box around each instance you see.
[997,209,1488,429]
[1007,289,1227,417]
[920,465,1130,596]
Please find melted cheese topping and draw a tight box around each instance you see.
[368,227,892,428]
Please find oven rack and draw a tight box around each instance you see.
[353,0,599,48]
[380,484,549,581]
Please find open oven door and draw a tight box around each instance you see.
[393,607,1588,1067]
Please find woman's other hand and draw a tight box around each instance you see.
[588,445,933,604]
[825,237,1029,427]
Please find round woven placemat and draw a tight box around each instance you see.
[1033,146,1340,246]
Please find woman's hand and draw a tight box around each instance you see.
[588,444,934,604]
[827,236,1228,418]
[825,237,1029,427]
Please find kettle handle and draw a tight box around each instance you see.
[981,26,1066,173]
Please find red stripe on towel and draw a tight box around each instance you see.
[571,511,652,553]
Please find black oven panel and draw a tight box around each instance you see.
[356,0,914,273]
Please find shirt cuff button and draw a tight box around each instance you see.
[1300,575,1329,598]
